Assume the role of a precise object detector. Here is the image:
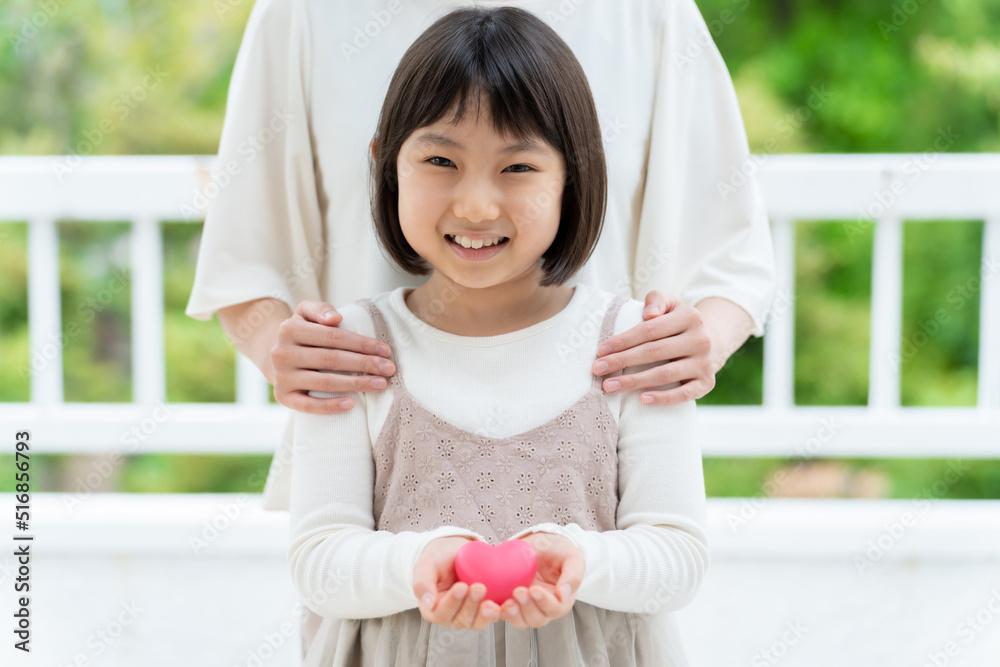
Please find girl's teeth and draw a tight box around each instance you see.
[450,234,507,248]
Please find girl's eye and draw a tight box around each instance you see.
[504,164,533,173]
[427,156,454,167]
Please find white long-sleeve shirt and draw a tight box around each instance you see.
[184,0,775,511]
[288,284,709,619]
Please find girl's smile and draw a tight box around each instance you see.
[445,232,510,261]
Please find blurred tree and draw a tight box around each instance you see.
[1,0,997,495]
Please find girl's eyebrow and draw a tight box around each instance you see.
[414,132,547,155]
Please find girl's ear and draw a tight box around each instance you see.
[370,138,377,160]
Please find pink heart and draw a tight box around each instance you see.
[454,540,538,605]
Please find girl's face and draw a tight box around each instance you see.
[395,106,566,291]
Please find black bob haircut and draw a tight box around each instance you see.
[370,5,607,287]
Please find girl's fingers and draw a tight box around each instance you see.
[470,599,502,630]
[501,598,528,629]
[504,587,545,628]
[558,555,585,597]
[452,583,486,629]
[518,587,558,627]
[442,582,469,624]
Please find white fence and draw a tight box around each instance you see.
[0,154,998,457]
[1,155,999,667]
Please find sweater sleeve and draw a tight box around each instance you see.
[632,0,776,336]
[185,0,325,321]
[510,300,710,614]
[287,304,485,619]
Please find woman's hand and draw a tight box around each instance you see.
[592,290,717,406]
[270,300,396,414]
[499,532,583,629]
[413,536,502,631]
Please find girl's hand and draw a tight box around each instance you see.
[270,300,397,414]
[592,290,715,406]
[500,532,583,629]
[413,536,502,631]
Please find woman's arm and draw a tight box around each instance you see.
[217,297,290,386]
[592,0,776,404]
[287,306,483,619]
[185,0,324,324]
[697,295,756,375]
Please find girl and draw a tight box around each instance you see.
[289,6,709,666]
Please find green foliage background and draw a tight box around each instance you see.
[0,0,997,496]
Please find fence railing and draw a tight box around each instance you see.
[1,154,998,458]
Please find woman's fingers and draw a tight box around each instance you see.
[271,305,399,414]
[593,303,711,386]
[295,300,344,325]
[281,314,392,360]
[288,344,396,384]
[643,380,714,406]
[595,306,691,361]
[641,290,680,320]
[277,390,355,415]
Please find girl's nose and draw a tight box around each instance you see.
[452,176,501,223]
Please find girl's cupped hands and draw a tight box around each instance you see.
[413,532,583,630]
[413,536,502,631]
[499,532,583,629]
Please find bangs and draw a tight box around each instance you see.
[382,11,565,152]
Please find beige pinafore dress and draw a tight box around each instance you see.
[302,292,663,667]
